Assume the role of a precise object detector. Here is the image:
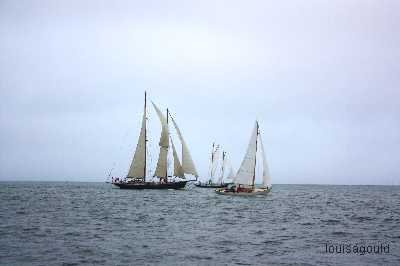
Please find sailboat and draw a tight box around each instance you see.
[215,121,272,195]
[113,92,198,189]
[195,143,235,188]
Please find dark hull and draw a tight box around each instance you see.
[194,183,230,188]
[113,181,188,190]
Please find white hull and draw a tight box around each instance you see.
[215,187,271,196]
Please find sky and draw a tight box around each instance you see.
[0,0,399,184]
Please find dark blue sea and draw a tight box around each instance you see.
[0,182,399,265]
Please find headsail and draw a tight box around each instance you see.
[171,138,185,178]
[259,134,271,187]
[234,121,258,185]
[169,116,198,177]
[127,96,147,178]
[152,102,169,178]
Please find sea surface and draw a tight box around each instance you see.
[0,182,399,266]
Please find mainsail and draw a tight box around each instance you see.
[259,135,271,187]
[127,97,147,178]
[170,116,198,177]
[233,121,272,187]
[234,121,258,186]
[208,143,215,179]
[210,145,221,179]
[171,138,185,178]
[152,102,169,178]
[218,152,235,183]
[216,151,227,183]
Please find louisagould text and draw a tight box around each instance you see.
[325,243,390,255]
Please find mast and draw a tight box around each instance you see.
[144,91,147,181]
[166,108,169,179]
[252,121,259,189]
[210,142,215,177]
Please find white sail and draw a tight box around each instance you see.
[170,116,198,177]
[220,153,235,181]
[208,144,215,178]
[127,105,146,178]
[227,165,235,179]
[210,145,221,180]
[152,102,169,178]
[171,138,185,178]
[259,134,271,187]
[234,121,258,185]
[216,152,227,183]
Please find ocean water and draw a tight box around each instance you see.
[0,182,399,266]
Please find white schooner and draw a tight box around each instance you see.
[195,143,235,188]
[113,92,198,189]
[216,121,272,195]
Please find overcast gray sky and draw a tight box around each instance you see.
[0,0,399,184]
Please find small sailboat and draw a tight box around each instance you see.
[113,92,198,189]
[105,167,114,183]
[215,121,271,195]
[195,143,235,188]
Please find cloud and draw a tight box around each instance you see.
[0,0,399,184]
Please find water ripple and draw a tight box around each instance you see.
[0,182,399,265]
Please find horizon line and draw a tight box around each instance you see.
[0,180,398,186]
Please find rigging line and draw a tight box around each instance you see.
[252,121,259,189]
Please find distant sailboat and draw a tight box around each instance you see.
[113,92,197,189]
[195,143,234,188]
[216,121,271,195]
[105,167,114,183]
